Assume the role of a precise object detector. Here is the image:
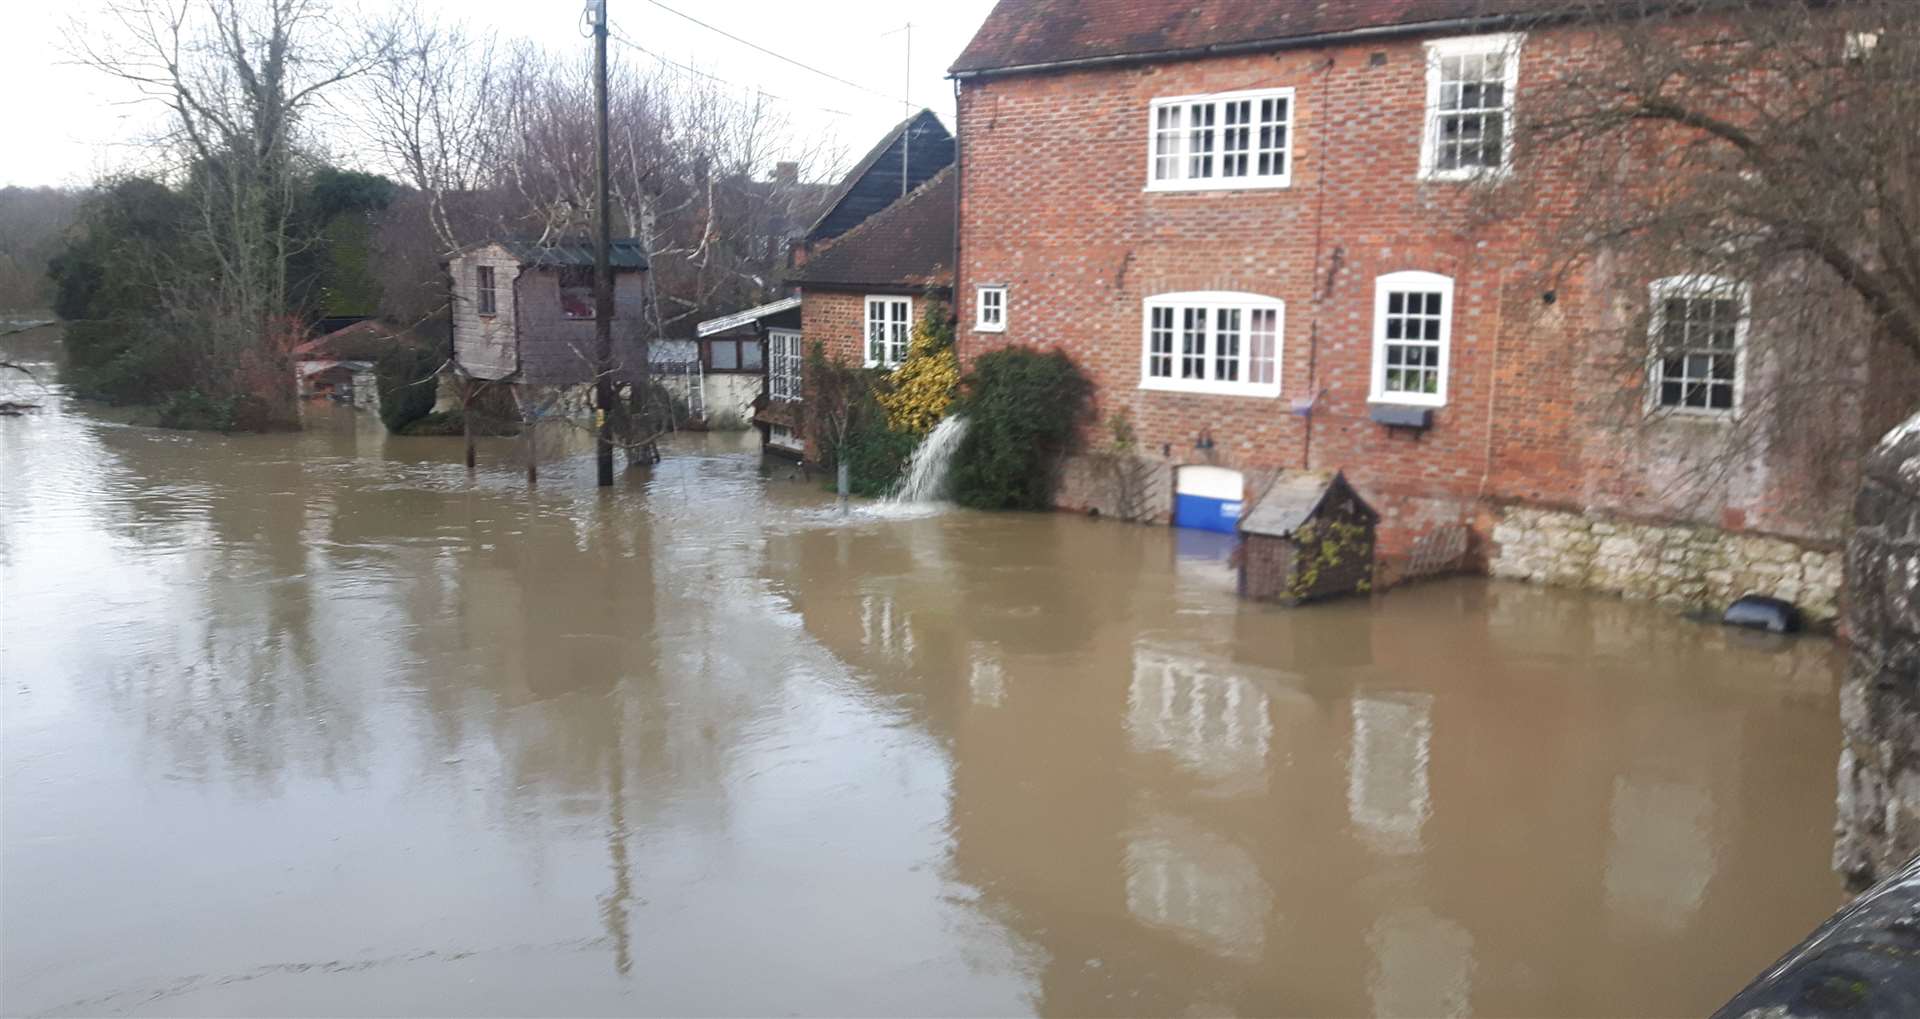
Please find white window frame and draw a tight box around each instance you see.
[768,423,804,452]
[1419,33,1523,182]
[864,295,912,368]
[1146,87,1295,193]
[1646,275,1750,418]
[768,327,802,402]
[975,284,1007,332]
[1369,271,1455,408]
[476,265,497,316]
[1139,291,1284,398]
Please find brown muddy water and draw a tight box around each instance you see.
[0,327,1851,1017]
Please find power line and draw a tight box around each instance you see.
[605,25,856,118]
[636,0,904,104]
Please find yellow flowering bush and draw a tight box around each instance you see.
[878,304,958,435]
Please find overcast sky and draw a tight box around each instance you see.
[0,0,1001,188]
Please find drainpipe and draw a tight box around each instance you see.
[951,77,965,336]
[1302,55,1336,472]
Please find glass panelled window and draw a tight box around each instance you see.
[476,266,497,316]
[1371,272,1454,407]
[1148,88,1293,190]
[1649,277,1747,414]
[1249,308,1278,385]
[768,329,802,401]
[976,285,1007,332]
[1142,293,1284,397]
[1422,34,1521,179]
[1148,306,1175,379]
[865,296,912,368]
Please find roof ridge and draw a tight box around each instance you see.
[803,109,951,240]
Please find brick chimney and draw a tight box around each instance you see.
[772,161,799,185]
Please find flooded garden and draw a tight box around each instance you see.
[1,327,1852,1016]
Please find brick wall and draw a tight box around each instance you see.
[955,26,1897,560]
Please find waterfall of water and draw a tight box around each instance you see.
[888,415,970,504]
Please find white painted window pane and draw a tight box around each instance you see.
[1215,308,1241,382]
[1187,102,1216,179]
[1250,309,1276,385]
[1181,307,1207,379]
[1149,306,1174,378]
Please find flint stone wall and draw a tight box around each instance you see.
[1490,506,1843,624]
[1835,411,1920,888]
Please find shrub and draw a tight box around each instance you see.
[376,344,442,433]
[156,389,237,431]
[877,303,957,435]
[807,342,915,495]
[950,348,1091,511]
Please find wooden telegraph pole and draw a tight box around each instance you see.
[592,0,616,487]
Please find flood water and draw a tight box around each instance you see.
[1,327,1851,1017]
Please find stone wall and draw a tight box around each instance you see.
[1489,506,1843,624]
[1055,450,1173,524]
[1834,411,1920,889]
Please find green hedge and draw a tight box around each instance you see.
[950,348,1090,511]
[375,344,442,433]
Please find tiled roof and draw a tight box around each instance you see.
[788,166,956,292]
[950,0,1569,76]
[292,319,423,361]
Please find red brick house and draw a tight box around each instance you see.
[947,0,1910,619]
[751,111,957,459]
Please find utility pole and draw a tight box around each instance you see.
[901,22,911,197]
[592,0,616,487]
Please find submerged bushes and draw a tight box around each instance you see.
[376,344,443,433]
[806,341,914,496]
[949,348,1090,511]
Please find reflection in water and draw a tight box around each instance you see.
[1124,807,1273,962]
[968,642,1006,708]
[0,326,1858,1016]
[1605,778,1716,929]
[1348,694,1434,855]
[1368,906,1474,1019]
[1129,644,1272,791]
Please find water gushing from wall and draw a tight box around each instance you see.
[888,415,969,504]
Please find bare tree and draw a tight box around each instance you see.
[358,13,501,253]
[70,0,387,417]
[1483,0,1920,526]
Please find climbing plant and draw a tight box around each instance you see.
[1288,518,1376,600]
[949,347,1091,511]
[877,303,957,435]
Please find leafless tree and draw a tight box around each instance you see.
[69,0,387,416]
[358,13,502,253]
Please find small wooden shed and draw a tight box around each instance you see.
[1238,470,1380,605]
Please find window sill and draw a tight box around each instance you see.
[974,323,1006,333]
[1369,402,1436,429]
[1417,167,1511,184]
[1145,178,1292,194]
[1368,394,1447,409]
[1140,378,1280,399]
[1649,406,1738,423]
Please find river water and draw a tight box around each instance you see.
[1,327,1850,1016]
